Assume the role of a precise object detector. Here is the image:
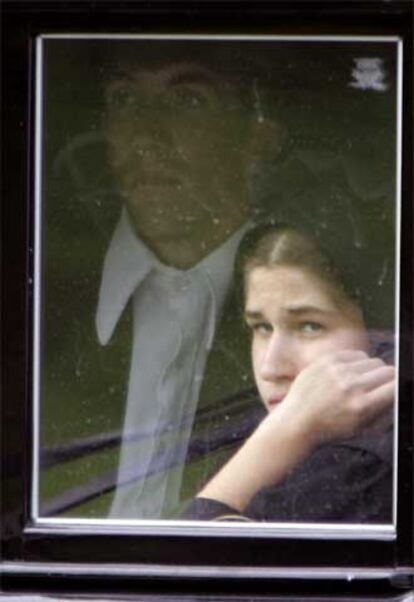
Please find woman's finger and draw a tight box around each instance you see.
[355,365,395,391]
[364,379,396,415]
[347,357,387,374]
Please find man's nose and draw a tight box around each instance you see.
[259,332,296,382]
[131,114,174,160]
[132,132,171,160]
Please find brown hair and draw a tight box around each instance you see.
[239,224,360,312]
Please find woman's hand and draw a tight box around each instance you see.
[198,349,394,512]
[266,349,395,449]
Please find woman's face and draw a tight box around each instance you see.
[245,265,369,413]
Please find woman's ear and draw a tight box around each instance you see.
[245,118,288,165]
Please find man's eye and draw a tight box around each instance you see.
[107,84,136,108]
[171,88,209,109]
[299,321,324,335]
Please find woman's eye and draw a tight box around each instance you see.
[249,322,273,335]
[299,321,324,335]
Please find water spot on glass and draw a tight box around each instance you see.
[349,57,388,92]
[378,261,389,287]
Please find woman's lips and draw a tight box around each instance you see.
[267,394,286,407]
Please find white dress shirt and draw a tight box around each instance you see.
[96,209,249,518]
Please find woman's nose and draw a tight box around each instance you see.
[259,332,296,382]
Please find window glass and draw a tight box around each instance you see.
[35,36,399,533]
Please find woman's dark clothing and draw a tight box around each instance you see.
[184,423,393,523]
[184,336,394,524]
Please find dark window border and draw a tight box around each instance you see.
[2,1,413,597]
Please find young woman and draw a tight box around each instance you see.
[185,225,395,522]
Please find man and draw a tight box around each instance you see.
[41,40,283,520]
[91,42,283,518]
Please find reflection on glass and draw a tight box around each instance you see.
[37,37,398,526]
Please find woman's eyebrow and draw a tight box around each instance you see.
[286,305,335,316]
[244,310,264,321]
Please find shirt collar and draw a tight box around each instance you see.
[96,209,154,344]
[96,208,251,345]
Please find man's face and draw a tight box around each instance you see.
[105,61,253,266]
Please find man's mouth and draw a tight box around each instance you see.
[137,174,182,186]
